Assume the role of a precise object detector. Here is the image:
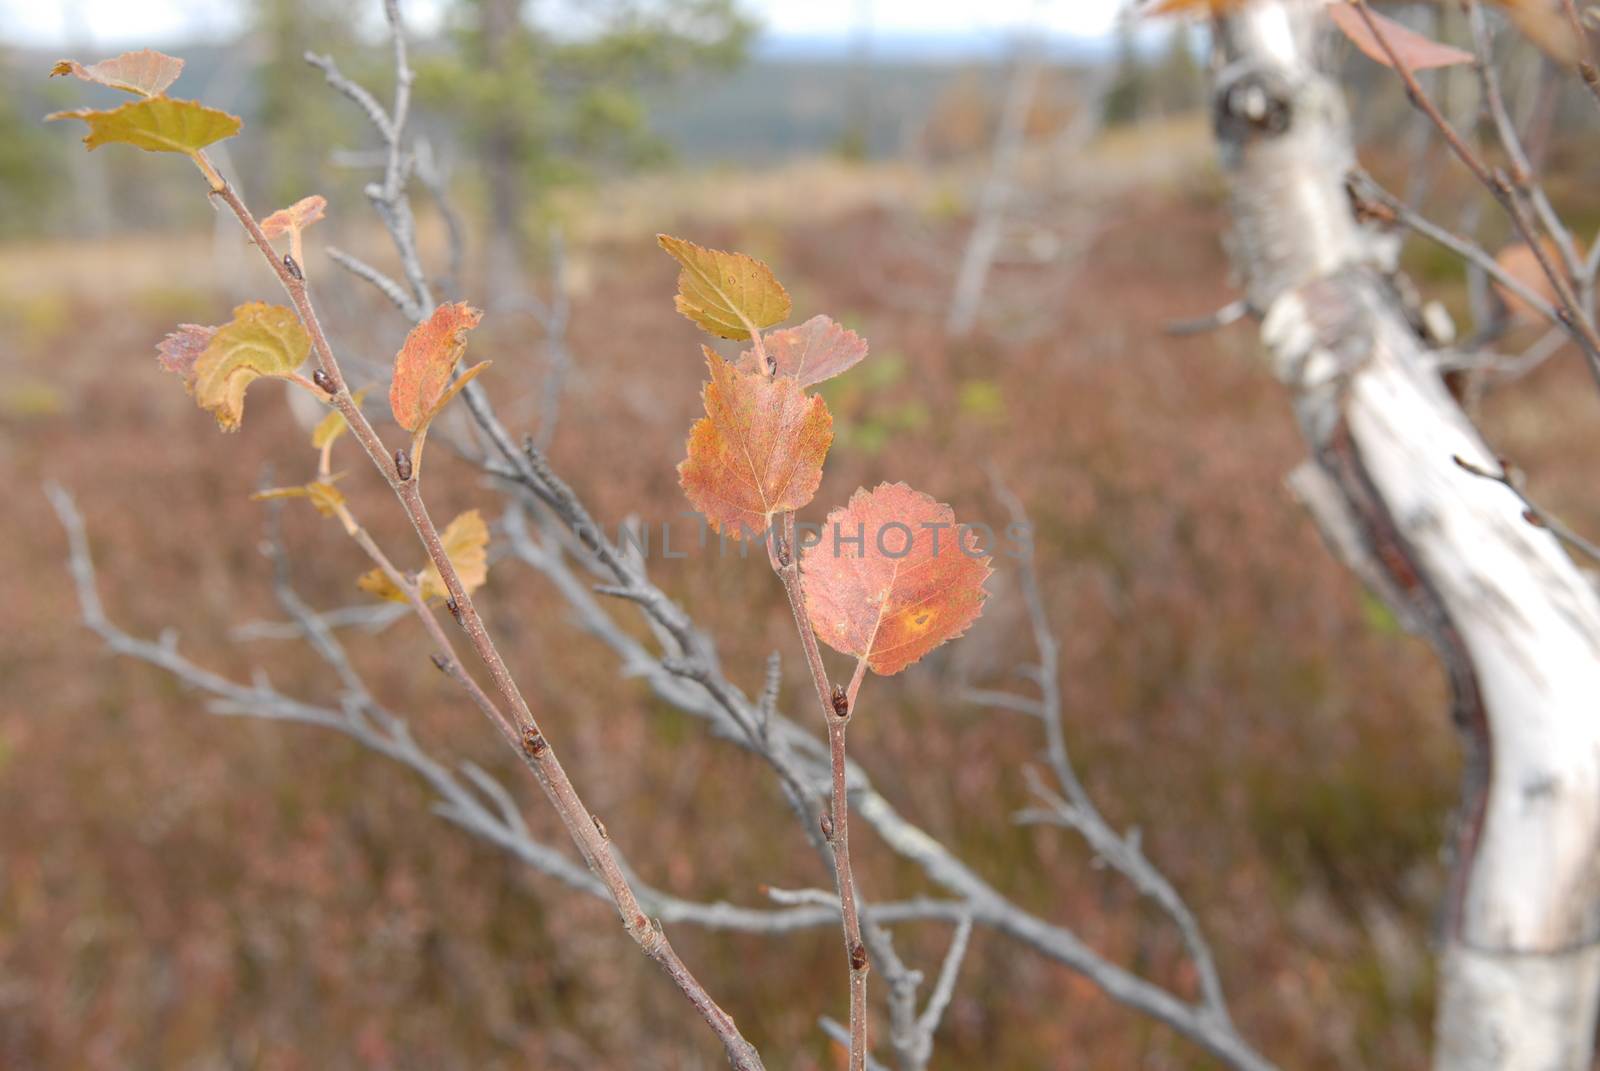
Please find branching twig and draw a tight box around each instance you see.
[974,474,1233,1026]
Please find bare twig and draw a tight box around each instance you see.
[975,474,1232,1026]
[1451,455,1600,565]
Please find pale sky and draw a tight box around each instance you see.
[5,0,1125,49]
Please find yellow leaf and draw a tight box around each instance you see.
[657,234,791,340]
[50,49,184,97]
[357,510,489,604]
[251,481,346,518]
[47,97,241,156]
[192,303,310,431]
[311,388,368,450]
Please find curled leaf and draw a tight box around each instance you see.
[389,302,485,433]
[156,323,216,392]
[679,349,832,537]
[736,315,868,387]
[51,49,184,97]
[191,303,311,431]
[311,388,368,450]
[47,97,242,156]
[251,481,346,518]
[658,234,792,340]
[1327,2,1474,70]
[261,195,327,240]
[802,483,991,676]
[358,509,489,603]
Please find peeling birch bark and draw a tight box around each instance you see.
[1211,4,1600,1067]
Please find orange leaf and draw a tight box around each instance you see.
[737,315,868,387]
[51,49,183,97]
[261,195,327,240]
[679,348,832,537]
[389,302,484,433]
[802,483,990,676]
[1327,2,1474,70]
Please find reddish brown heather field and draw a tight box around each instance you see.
[4,163,1598,1068]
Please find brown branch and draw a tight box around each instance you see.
[1558,0,1600,108]
[199,163,764,1071]
[769,510,869,1071]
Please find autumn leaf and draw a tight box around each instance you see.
[261,195,327,239]
[658,234,792,340]
[679,349,832,537]
[47,97,241,156]
[1327,2,1474,69]
[50,49,184,97]
[155,323,216,392]
[311,388,368,450]
[261,194,327,265]
[189,303,311,431]
[802,483,990,676]
[358,509,489,603]
[389,302,487,435]
[736,315,868,387]
[251,480,346,518]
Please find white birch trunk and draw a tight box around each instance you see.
[1210,4,1600,1067]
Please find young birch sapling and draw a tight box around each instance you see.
[659,235,993,1071]
[47,50,770,1071]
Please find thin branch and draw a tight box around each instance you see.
[974,474,1233,1026]
[769,510,869,1071]
[1451,455,1600,565]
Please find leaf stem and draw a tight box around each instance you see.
[771,509,869,1071]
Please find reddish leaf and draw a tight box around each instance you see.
[679,348,832,537]
[737,315,868,387]
[802,483,991,676]
[389,302,485,433]
[1328,2,1474,70]
[51,49,184,97]
[156,323,216,391]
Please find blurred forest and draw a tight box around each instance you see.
[6,1,1600,1069]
